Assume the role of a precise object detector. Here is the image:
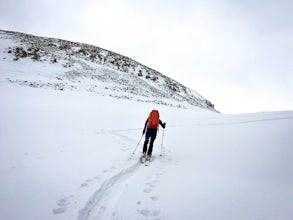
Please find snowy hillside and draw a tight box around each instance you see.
[1,84,292,220]
[1,30,293,220]
[0,30,215,110]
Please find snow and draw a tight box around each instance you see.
[0,30,215,109]
[1,83,292,220]
[1,30,293,220]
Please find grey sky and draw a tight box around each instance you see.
[1,0,292,113]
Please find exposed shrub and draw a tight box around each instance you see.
[15,47,27,58]
[78,48,88,56]
[152,76,158,81]
[31,53,40,61]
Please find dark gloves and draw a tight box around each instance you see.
[162,123,166,129]
[143,128,146,135]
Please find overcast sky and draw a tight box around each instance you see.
[1,0,292,113]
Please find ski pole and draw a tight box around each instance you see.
[129,134,143,159]
[160,128,165,156]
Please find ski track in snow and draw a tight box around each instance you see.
[50,129,141,218]
[74,156,167,220]
[77,161,140,220]
[75,129,168,220]
[1,30,293,220]
[167,113,293,128]
[74,129,146,220]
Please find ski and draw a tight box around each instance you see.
[139,155,152,166]
[140,156,146,164]
[145,160,150,166]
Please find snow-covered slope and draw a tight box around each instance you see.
[1,30,292,220]
[0,30,215,110]
[0,84,292,220]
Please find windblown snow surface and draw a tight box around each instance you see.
[1,31,293,220]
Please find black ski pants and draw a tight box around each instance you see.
[143,128,157,156]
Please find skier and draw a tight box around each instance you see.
[141,109,166,163]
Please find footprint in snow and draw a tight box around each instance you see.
[80,182,89,188]
[146,182,155,188]
[53,206,66,214]
[52,195,74,215]
[80,178,94,188]
[156,171,166,177]
[102,169,108,173]
[143,181,156,193]
[138,209,160,217]
[143,188,152,193]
